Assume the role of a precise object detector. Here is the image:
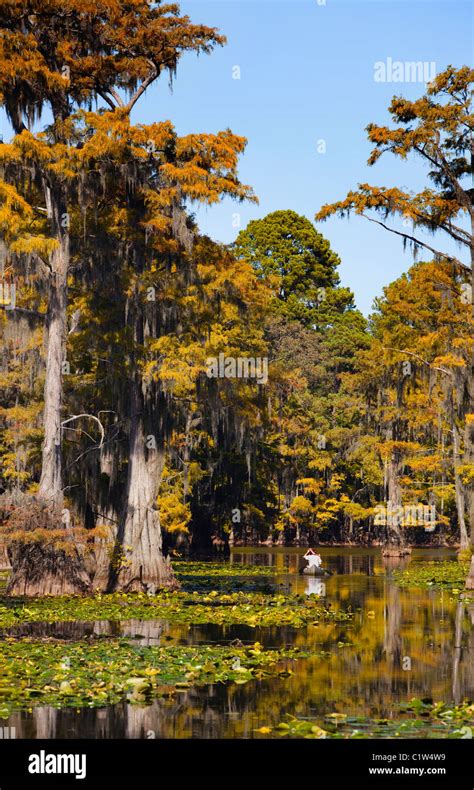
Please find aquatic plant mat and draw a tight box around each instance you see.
[0,639,308,716]
[393,561,470,596]
[173,561,275,578]
[1,556,473,743]
[0,590,352,629]
[258,700,474,739]
[0,562,352,716]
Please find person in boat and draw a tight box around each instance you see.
[303,548,322,569]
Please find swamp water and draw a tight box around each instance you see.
[3,548,473,738]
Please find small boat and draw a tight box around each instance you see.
[300,564,332,577]
[299,549,333,576]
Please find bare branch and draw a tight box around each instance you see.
[382,346,454,379]
[361,214,470,274]
[413,141,473,215]
[407,205,471,247]
[62,426,96,444]
[0,305,44,318]
[61,413,105,447]
[91,511,120,526]
[124,69,159,113]
[97,90,116,111]
[31,252,53,276]
[109,88,125,108]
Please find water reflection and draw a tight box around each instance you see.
[305,577,326,597]
[4,548,474,738]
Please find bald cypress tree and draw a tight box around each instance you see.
[316,66,474,567]
[0,1,247,593]
[0,0,225,504]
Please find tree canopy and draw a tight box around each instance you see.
[0,10,472,599]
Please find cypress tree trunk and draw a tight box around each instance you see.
[3,494,91,596]
[7,542,91,596]
[453,422,469,550]
[464,238,474,590]
[464,419,474,545]
[0,542,11,570]
[110,380,178,593]
[466,417,474,589]
[7,186,91,596]
[465,222,474,587]
[382,453,410,557]
[91,446,122,590]
[92,522,117,592]
[466,556,474,590]
[38,186,68,503]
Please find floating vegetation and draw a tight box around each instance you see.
[0,640,307,717]
[401,698,474,724]
[173,562,277,593]
[173,562,275,578]
[0,591,352,630]
[258,703,474,739]
[392,561,469,595]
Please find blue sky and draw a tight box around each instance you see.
[1,0,472,314]
[134,0,472,314]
